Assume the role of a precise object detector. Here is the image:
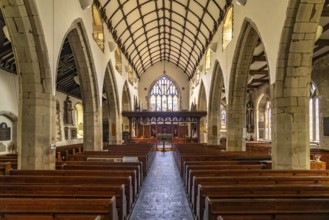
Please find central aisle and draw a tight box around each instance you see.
[129,151,194,220]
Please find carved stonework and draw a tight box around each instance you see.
[63,96,73,125]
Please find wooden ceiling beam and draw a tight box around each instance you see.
[249,70,268,75]
[322,6,329,17]
[315,39,329,46]
[252,54,266,62]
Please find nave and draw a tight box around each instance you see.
[129,151,194,220]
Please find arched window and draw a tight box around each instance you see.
[149,76,179,111]
[205,49,211,72]
[115,47,122,74]
[310,83,320,142]
[220,104,226,130]
[223,6,233,49]
[92,4,104,51]
[265,101,271,141]
[75,103,83,138]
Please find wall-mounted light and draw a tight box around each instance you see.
[79,0,93,10]
[236,0,247,6]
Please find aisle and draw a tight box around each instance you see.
[129,151,194,220]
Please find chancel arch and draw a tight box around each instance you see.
[103,61,121,145]
[56,20,101,151]
[1,1,55,169]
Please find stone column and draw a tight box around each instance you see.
[1,0,56,169]
[272,0,324,169]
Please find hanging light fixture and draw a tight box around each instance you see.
[236,0,247,6]
[79,0,93,10]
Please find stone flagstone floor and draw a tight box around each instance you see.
[129,151,194,220]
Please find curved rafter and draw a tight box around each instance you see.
[96,0,227,79]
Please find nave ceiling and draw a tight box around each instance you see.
[95,0,229,79]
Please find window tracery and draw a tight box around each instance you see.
[149,76,179,112]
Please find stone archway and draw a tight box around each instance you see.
[60,20,101,151]
[272,0,325,169]
[103,61,121,145]
[208,60,225,145]
[122,81,132,137]
[1,1,55,169]
[227,20,268,151]
[198,82,207,143]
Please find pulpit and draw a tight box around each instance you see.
[157,134,172,152]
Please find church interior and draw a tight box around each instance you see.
[1,0,329,219]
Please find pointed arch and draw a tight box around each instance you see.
[1,1,55,169]
[208,60,225,145]
[103,61,121,144]
[122,81,132,111]
[198,81,207,111]
[198,81,207,143]
[227,19,269,151]
[272,0,324,169]
[59,19,101,151]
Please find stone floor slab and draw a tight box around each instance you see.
[129,152,194,220]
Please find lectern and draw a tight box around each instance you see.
[157,134,172,152]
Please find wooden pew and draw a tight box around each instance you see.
[182,160,262,177]
[190,175,329,208]
[203,197,329,220]
[177,153,270,174]
[0,162,11,175]
[12,169,139,193]
[56,161,143,187]
[69,153,149,177]
[0,154,17,169]
[185,164,266,188]
[0,175,134,212]
[188,169,329,201]
[0,197,118,220]
[197,184,329,220]
[0,184,126,220]
[56,143,83,161]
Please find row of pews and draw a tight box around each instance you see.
[0,143,156,220]
[173,143,329,220]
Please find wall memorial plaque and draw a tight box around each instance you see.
[0,123,11,141]
[324,117,329,136]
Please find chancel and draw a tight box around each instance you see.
[1,0,329,219]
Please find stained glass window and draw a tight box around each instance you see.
[265,101,271,141]
[220,105,226,129]
[149,76,179,111]
[309,83,320,142]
